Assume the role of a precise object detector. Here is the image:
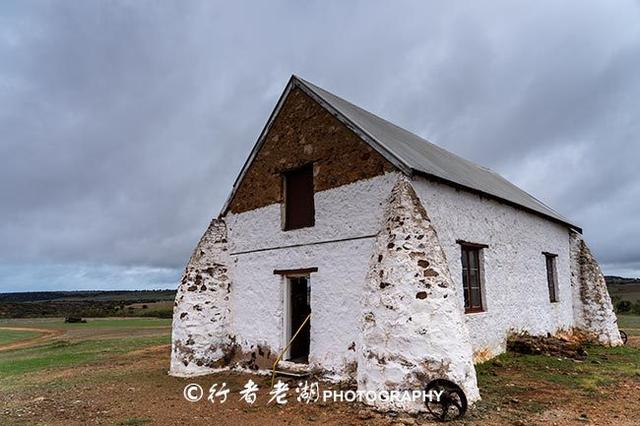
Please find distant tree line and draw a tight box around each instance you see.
[0,289,175,303]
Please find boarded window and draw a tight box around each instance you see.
[461,244,484,313]
[283,165,315,230]
[545,253,558,303]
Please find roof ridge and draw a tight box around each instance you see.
[292,75,579,232]
[221,75,579,232]
[295,76,505,178]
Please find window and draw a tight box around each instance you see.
[459,242,485,313]
[283,164,315,230]
[544,253,558,303]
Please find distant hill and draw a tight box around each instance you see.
[605,276,640,285]
[605,276,640,304]
[0,289,176,303]
[0,290,176,319]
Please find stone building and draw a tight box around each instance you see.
[170,75,621,410]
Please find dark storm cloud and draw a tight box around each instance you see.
[1,1,639,290]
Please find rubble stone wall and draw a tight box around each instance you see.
[227,87,395,214]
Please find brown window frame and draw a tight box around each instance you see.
[544,252,559,303]
[274,267,318,275]
[282,164,315,231]
[458,241,485,313]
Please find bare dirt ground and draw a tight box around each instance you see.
[1,319,638,425]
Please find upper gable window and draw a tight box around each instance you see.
[283,164,315,230]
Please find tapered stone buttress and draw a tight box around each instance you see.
[170,219,235,377]
[357,176,480,412]
[570,231,622,346]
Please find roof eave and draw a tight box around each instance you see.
[412,169,583,234]
[219,75,581,235]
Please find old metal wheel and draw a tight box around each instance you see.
[425,379,467,422]
[620,330,628,345]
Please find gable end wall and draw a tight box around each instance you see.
[227,87,396,214]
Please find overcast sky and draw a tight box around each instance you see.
[1,1,639,292]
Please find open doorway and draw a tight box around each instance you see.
[286,275,310,363]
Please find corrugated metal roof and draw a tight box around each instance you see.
[220,75,579,232]
[294,76,580,232]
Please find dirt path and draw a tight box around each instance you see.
[2,343,639,425]
[0,326,65,352]
[1,320,638,425]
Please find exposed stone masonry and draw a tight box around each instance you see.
[228,87,395,213]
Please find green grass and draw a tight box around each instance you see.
[0,317,171,388]
[618,314,640,336]
[0,317,171,330]
[0,329,40,345]
[0,334,169,378]
[55,318,171,329]
[477,343,640,395]
[608,283,640,303]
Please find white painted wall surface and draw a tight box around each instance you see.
[225,173,399,378]
[412,176,574,358]
[230,238,374,377]
[219,170,575,376]
[226,173,400,254]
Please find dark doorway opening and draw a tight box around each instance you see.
[288,275,310,363]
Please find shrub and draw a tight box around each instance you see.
[139,308,173,319]
[616,300,632,313]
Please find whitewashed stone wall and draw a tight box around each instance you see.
[412,177,575,359]
[230,238,376,378]
[170,219,233,377]
[226,172,400,254]
[224,173,399,379]
[570,231,622,345]
[358,177,479,412]
[171,166,618,394]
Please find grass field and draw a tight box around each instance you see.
[607,280,640,303]
[0,317,172,329]
[619,314,640,334]
[0,318,171,384]
[0,329,39,345]
[0,316,638,425]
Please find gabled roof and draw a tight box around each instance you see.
[221,75,581,233]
